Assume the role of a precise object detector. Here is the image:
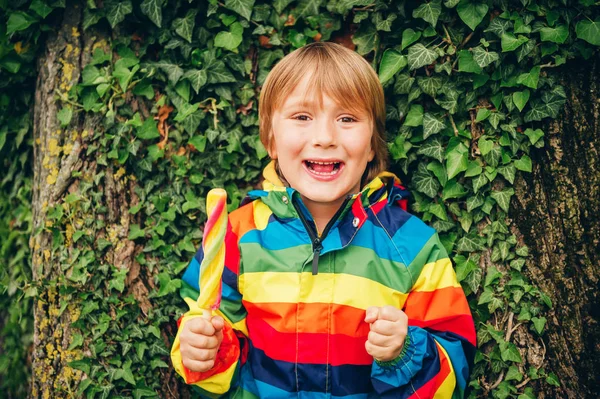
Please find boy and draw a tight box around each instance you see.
[171,42,476,398]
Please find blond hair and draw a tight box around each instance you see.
[258,41,388,185]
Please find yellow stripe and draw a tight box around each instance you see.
[433,341,456,398]
[253,200,272,230]
[192,359,239,393]
[239,272,407,309]
[412,258,461,292]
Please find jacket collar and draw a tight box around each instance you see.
[245,161,409,224]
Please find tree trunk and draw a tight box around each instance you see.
[29,4,184,398]
[512,52,600,398]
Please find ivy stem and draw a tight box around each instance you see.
[442,24,452,45]
[449,114,459,136]
[459,31,475,50]
[516,377,531,389]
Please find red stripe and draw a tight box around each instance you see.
[410,314,476,346]
[247,316,372,366]
[203,197,226,240]
[224,222,240,275]
[409,341,452,398]
[243,301,370,336]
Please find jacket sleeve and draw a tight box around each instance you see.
[371,222,476,399]
[170,217,249,396]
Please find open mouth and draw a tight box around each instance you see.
[303,160,344,176]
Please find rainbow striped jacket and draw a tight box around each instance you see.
[171,164,476,398]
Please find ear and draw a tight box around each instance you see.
[367,144,375,162]
[267,135,277,160]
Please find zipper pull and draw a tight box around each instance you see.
[312,239,322,275]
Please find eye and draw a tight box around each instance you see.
[340,116,357,123]
[292,114,311,121]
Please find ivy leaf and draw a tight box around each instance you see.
[401,28,421,50]
[442,180,467,200]
[140,0,165,28]
[30,0,54,18]
[417,76,443,98]
[501,33,529,52]
[404,104,423,127]
[293,0,321,18]
[378,49,407,85]
[183,70,207,94]
[485,17,512,37]
[516,66,540,89]
[515,155,532,172]
[173,9,198,43]
[57,107,73,127]
[225,0,255,20]
[446,141,468,179]
[457,233,485,252]
[407,43,438,70]
[353,24,378,55]
[214,22,244,52]
[423,113,446,139]
[394,73,415,94]
[7,11,39,34]
[498,163,516,184]
[206,60,236,84]
[540,24,569,44]
[576,19,600,46]
[512,89,530,112]
[491,188,515,212]
[500,341,523,363]
[412,0,442,27]
[472,173,488,193]
[152,61,184,86]
[457,2,488,31]
[524,128,544,144]
[457,50,482,73]
[417,137,445,162]
[136,118,160,140]
[413,162,440,198]
[531,316,547,335]
[435,89,459,114]
[472,46,499,68]
[105,0,132,28]
[476,108,491,122]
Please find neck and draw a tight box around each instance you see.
[302,195,348,235]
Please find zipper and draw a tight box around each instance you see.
[292,195,352,275]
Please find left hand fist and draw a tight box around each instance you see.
[364,305,408,362]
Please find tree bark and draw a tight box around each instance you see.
[512,52,600,398]
[29,4,184,398]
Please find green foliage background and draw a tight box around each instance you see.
[1,0,599,398]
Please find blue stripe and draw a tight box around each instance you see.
[240,219,310,250]
[391,216,434,266]
[249,346,373,396]
[346,219,407,264]
[182,256,200,291]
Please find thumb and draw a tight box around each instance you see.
[211,315,225,332]
[364,306,380,324]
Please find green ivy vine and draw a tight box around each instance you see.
[1,0,599,398]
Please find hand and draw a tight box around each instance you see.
[180,315,225,372]
[364,305,408,362]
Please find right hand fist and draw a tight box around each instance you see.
[180,315,225,372]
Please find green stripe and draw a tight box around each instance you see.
[240,242,414,293]
[407,233,449,287]
[180,280,247,324]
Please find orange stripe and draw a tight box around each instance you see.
[244,301,370,336]
[404,286,471,321]
[229,202,256,238]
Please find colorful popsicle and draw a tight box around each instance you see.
[197,188,228,318]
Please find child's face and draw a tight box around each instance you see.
[269,74,375,209]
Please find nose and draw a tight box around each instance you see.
[311,117,337,148]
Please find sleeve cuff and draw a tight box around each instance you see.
[375,330,413,369]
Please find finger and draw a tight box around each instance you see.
[211,315,225,332]
[185,332,221,350]
[377,305,403,322]
[182,358,215,373]
[365,340,389,361]
[186,317,216,336]
[183,346,218,362]
[364,306,380,324]
[367,330,394,347]
[370,319,399,336]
